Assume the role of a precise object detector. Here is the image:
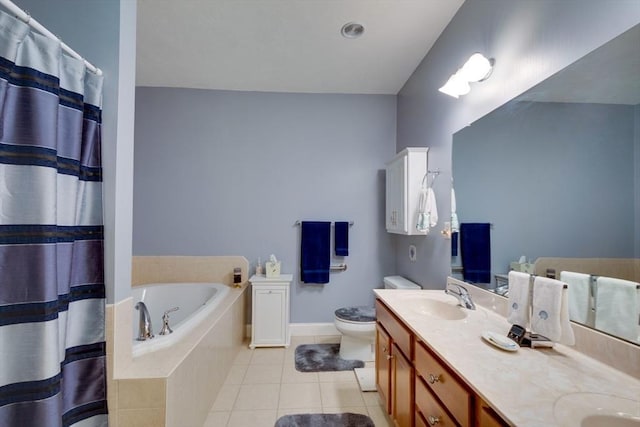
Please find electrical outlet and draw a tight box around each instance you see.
[409,245,417,261]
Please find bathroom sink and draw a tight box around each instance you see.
[554,392,640,427]
[581,415,639,427]
[411,298,468,320]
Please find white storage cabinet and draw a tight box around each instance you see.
[249,274,292,348]
[385,147,428,235]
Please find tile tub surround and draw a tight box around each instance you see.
[374,288,640,426]
[107,256,249,427]
[132,255,249,287]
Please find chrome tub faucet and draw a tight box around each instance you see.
[135,301,154,341]
[445,282,476,310]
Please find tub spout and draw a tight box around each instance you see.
[135,301,154,341]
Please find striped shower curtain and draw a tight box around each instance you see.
[0,10,108,427]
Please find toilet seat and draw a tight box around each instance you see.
[334,306,376,324]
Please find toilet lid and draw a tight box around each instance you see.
[334,306,376,323]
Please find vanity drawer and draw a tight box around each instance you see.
[415,340,471,426]
[376,299,412,358]
[415,375,457,427]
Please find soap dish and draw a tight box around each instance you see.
[482,331,519,352]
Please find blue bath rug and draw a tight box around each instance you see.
[275,413,374,427]
[294,343,364,372]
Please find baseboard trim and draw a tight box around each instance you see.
[289,323,340,336]
[245,323,340,339]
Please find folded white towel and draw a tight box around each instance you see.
[595,276,639,342]
[532,276,574,344]
[507,271,531,327]
[426,187,438,227]
[560,271,592,326]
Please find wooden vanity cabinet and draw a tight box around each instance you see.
[376,298,510,427]
[375,300,414,427]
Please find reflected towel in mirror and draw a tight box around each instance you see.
[460,223,491,283]
[560,271,592,325]
[595,276,640,342]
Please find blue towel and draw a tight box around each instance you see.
[460,223,491,283]
[301,221,331,284]
[451,231,458,257]
[334,221,349,256]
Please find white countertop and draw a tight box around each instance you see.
[374,289,640,426]
[249,274,293,283]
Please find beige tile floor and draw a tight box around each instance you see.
[203,336,394,427]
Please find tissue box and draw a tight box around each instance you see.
[510,262,535,274]
[265,261,281,278]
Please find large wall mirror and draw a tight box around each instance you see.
[452,23,639,345]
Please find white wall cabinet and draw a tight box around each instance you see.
[249,274,292,348]
[385,147,428,235]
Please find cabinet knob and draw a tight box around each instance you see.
[427,415,441,425]
[427,374,441,384]
[386,354,394,360]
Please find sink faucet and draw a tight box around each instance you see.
[135,301,154,341]
[445,282,476,310]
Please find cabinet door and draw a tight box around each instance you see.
[253,288,286,345]
[476,399,510,427]
[392,343,413,427]
[385,154,407,233]
[376,324,392,414]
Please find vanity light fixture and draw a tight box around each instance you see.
[341,22,365,39]
[439,53,494,98]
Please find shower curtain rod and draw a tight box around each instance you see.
[0,0,102,75]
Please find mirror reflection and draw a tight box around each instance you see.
[451,23,640,344]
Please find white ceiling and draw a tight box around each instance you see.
[136,0,464,95]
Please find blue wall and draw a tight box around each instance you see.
[453,102,637,276]
[395,0,640,288]
[133,88,397,322]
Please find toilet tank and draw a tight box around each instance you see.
[383,276,421,289]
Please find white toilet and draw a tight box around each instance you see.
[334,276,421,363]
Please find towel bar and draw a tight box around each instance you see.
[295,221,354,227]
[330,264,348,272]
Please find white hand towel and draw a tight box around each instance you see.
[426,187,438,227]
[507,271,531,327]
[560,271,592,325]
[532,277,569,343]
[416,188,430,233]
[595,276,639,342]
[558,282,575,346]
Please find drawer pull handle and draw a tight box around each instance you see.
[427,374,441,384]
[427,415,441,425]
[386,354,394,360]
